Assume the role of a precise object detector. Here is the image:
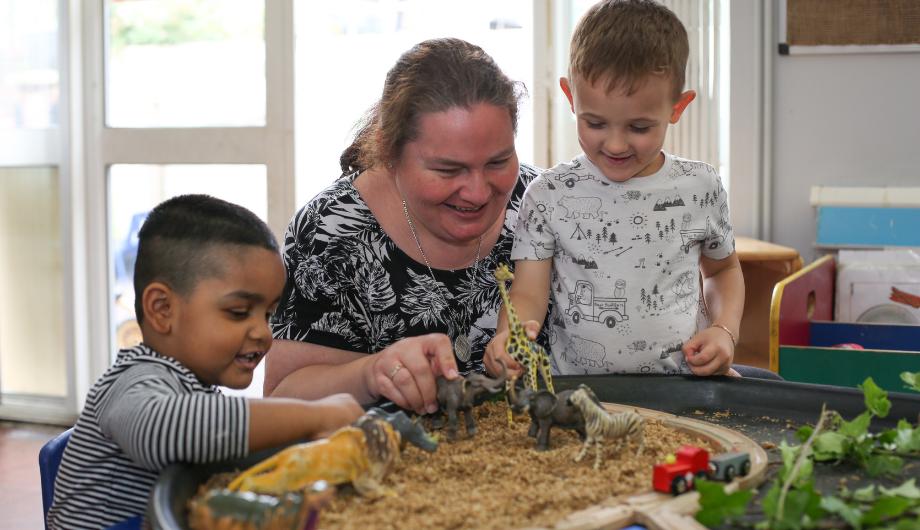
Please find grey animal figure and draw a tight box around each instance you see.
[508,382,600,451]
[364,408,438,452]
[434,362,508,441]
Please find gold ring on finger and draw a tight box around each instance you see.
[388,362,404,380]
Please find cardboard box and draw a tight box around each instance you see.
[835,250,920,324]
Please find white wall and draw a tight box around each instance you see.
[770,51,920,260]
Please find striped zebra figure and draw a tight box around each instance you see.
[568,387,645,470]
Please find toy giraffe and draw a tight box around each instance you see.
[494,264,554,423]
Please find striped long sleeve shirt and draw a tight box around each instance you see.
[47,343,250,529]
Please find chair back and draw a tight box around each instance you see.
[38,428,73,529]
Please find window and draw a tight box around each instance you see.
[0,0,70,423]
[0,0,732,420]
[106,0,265,127]
[293,0,535,205]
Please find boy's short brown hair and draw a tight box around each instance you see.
[569,0,689,99]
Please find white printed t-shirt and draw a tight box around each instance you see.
[511,152,735,375]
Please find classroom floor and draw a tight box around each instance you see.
[0,421,65,530]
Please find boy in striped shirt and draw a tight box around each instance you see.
[48,195,363,529]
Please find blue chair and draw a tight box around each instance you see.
[39,428,141,530]
[39,428,72,529]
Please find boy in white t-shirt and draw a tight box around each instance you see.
[485,0,744,376]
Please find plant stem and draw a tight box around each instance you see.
[777,404,831,521]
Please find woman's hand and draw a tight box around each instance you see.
[483,320,541,379]
[681,326,735,376]
[367,333,459,415]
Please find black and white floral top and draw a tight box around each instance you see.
[271,164,542,374]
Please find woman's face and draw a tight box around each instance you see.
[395,103,519,245]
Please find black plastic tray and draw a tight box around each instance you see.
[150,376,920,529]
[554,375,920,528]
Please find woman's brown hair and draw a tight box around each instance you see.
[339,38,526,175]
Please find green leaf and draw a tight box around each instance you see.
[820,495,863,529]
[762,479,825,528]
[854,484,878,503]
[866,454,904,477]
[861,496,913,525]
[779,440,814,486]
[901,371,920,392]
[859,377,891,418]
[694,478,754,527]
[880,479,920,500]
[838,411,872,438]
[813,431,849,461]
[796,425,814,443]
[893,419,920,454]
[889,517,920,530]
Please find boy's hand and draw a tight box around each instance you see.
[312,393,364,438]
[483,320,541,378]
[682,326,735,376]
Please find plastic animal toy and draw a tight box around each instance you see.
[568,386,645,470]
[508,383,598,451]
[494,263,554,422]
[652,445,710,495]
[227,410,436,499]
[434,360,508,440]
[188,481,333,530]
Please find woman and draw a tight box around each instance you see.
[265,38,542,415]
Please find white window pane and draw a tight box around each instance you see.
[0,167,66,397]
[106,0,265,128]
[294,0,534,206]
[108,164,267,396]
[0,0,59,129]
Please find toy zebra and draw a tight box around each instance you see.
[568,386,645,470]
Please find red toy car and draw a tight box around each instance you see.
[653,445,710,495]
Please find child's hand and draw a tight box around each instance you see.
[312,393,364,438]
[483,320,541,378]
[681,326,735,376]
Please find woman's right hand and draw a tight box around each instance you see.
[367,333,459,416]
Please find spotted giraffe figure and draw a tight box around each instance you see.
[494,264,554,423]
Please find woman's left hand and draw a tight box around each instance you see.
[681,326,735,376]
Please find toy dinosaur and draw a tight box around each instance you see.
[227,409,436,499]
[495,263,554,423]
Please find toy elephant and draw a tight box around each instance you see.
[508,383,599,451]
[434,363,508,440]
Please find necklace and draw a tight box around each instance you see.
[402,199,482,363]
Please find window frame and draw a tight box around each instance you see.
[1,0,757,422]
[76,0,295,411]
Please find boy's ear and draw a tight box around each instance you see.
[559,77,575,113]
[141,282,176,335]
[670,90,696,124]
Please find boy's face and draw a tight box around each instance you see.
[561,74,694,182]
[168,247,285,389]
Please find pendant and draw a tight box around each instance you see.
[454,334,472,363]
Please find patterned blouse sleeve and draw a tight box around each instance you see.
[270,196,362,351]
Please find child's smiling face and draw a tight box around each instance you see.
[168,246,285,389]
[562,73,694,183]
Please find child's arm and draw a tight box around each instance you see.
[682,251,745,376]
[99,368,363,470]
[248,393,363,452]
[483,259,552,377]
